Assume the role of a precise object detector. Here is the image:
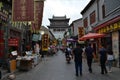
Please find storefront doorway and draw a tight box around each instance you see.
[101,33,112,50]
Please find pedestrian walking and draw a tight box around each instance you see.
[99,44,108,74]
[107,50,114,72]
[72,43,83,76]
[35,43,40,55]
[85,43,94,73]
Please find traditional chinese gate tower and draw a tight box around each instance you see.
[47,15,70,46]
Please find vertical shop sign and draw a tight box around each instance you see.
[34,1,44,32]
[12,0,34,21]
[78,27,84,39]
[42,34,49,51]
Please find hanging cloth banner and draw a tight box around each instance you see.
[34,1,44,32]
[12,0,34,21]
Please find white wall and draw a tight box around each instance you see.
[82,1,98,33]
[50,28,67,40]
[73,19,83,36]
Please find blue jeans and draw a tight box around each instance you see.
[75,61,82,75]
[107,60,113,70]
[87,58,93,72]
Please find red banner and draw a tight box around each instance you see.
[12,0,34,21]
[34,1,44,31]
[0,30,4,58]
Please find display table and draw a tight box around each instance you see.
[16,54,40,70]
[18,59,33,70]
[16,56,34,71]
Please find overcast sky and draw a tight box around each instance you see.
[42,0,90,27]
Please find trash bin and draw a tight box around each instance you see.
[10,60,16,72]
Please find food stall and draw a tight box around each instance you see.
[16,56,33,70]
[16,51,40,70]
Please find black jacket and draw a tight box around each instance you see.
[73,47,83,63]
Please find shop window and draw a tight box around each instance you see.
[101,34,112,50]
[90,11,96,24]
[102,5,105,18]
[83,17,88,28]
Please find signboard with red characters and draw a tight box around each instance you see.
[8,38,19,46]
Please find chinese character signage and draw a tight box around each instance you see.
[42,34,49,51]
[78,27,84,38]
[8,38,19,46]
[12,0,34,21]
[97,22,119,33]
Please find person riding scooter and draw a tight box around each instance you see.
[65,47,72,63]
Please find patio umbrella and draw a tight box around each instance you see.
[79,33,106,41]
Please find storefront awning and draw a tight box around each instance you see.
[94,15,120,31]
[79,33,106,41]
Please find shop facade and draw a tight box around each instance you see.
[0,0,10,64]
[94,16,120,66]
[8,28,22,55]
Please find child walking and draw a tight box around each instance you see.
[107,50,114,72]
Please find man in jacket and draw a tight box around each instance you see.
[85,43,94,73]
[99,44,107,74]
[72,43,83,76]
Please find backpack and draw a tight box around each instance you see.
[65,48,69,54]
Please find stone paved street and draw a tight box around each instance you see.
[3,50,120,80]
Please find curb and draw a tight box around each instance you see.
[1,73,11,80]
[1,70,17,80]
